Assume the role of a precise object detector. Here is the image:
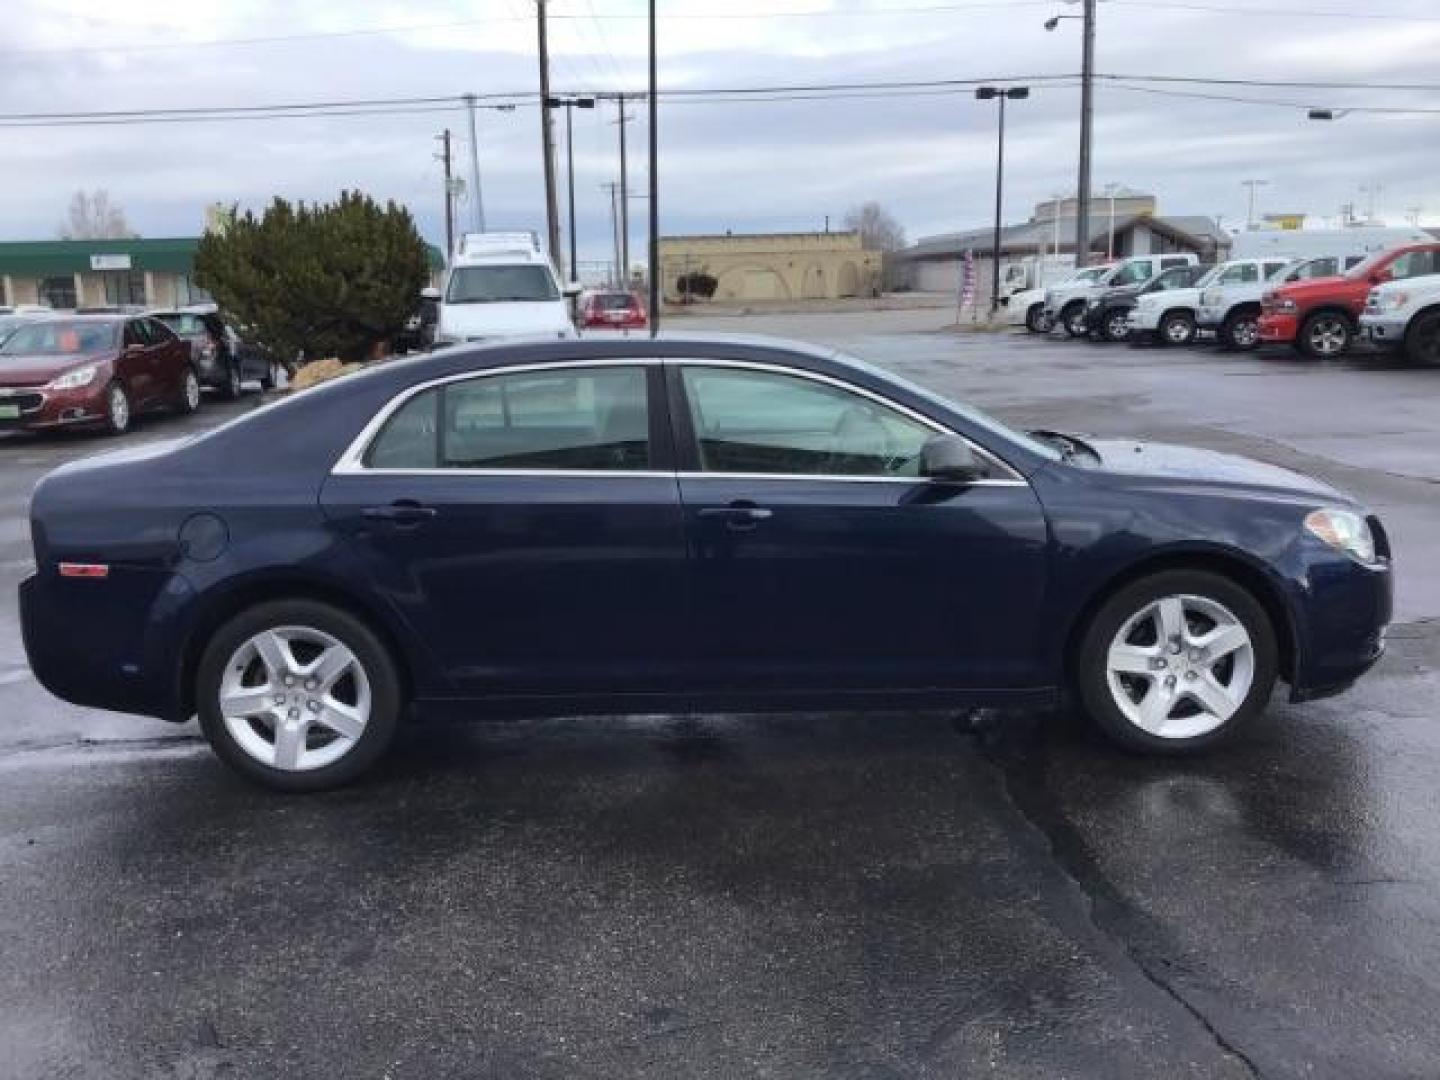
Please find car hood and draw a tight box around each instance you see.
[1088,439,1345,501]
[439,300,574,341]
[0,352,111,387]
[1270,275,1348,301]
[1138,287,1201,307]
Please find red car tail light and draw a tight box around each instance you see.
[59,562,110,579]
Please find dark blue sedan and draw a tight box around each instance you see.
[20,336,1392,790]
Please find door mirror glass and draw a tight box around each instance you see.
[920,435,986,483]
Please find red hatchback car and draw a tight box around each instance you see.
[580,290,647,331]
[0,314,202,436]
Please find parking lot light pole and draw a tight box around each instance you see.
[545,96,596,284]
[976,86,1029,318]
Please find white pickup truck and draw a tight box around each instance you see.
[1006,265,1108,333]
[1195,254,1368,350]
[1045,254,1197,338]
[1361,273,1440,366]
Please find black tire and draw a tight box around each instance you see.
[1024,304,1049,334]
[102,380,131,436]
[176,366,202,415]
[1220,310,1260,351]
[1403,311,1440,367]
[1297,311,1352,359]
[1102,307,1132,343]
[1158,311,1196,347]
[1062,302,1088,338]
[260,359,284,391]
[221,361,243,401]
[196,600,403,792]
[1076,569,1278,755]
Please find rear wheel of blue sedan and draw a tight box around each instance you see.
[1077,570,1278,753]
[197,600,401,791]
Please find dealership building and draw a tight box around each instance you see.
[0,238,215,310]
[0,236,448,310]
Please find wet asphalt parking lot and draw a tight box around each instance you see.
[2,314,1439,1079]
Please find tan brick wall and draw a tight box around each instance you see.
[658,232,881,303]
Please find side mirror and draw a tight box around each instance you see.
[420,286,441,301]
[563,281,584,298]
[921,435,987,483]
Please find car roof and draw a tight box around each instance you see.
[32,312,128,323]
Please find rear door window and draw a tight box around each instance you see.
[365,365,652,472]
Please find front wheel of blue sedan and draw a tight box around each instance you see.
[197,600,402,791]
[1077,570,1278,754]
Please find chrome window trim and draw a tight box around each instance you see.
[332,354,1027,485]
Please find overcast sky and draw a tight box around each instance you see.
[5,0,1440,268]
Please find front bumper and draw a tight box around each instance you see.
[1258,312,1300,344]
[1288,543,1393,701]
[1127,306,1163,332]
[0,384,111,432]
[1360,314,1407,348]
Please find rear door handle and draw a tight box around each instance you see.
[697,504,773,530]
[362,501,438,525]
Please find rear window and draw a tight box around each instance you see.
[592,293,635,311]
[154,313,209,335]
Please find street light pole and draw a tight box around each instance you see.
[1242,178,1269,230]
[976,86,1029,318]
[648,0,659,336]
[545,96,596,286]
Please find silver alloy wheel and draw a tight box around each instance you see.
[1106,312,1130,340]
[185,370,201,410]
[1231,318,1259,349]
[108,385,129,431]
[218,625,372,772]
[1067,309,1087,335]
[1163,315,1194,344]
[1307,316,1348,356]
[1105,594,1255,740]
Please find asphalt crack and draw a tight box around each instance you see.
[972,712,1263,1079]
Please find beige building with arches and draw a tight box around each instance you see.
[658,231,881,305]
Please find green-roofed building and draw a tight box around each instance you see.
[0,237,447,310]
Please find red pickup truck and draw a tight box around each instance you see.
[1258,243,1440,358]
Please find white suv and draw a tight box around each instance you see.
[1361,273,1440,366]
[436,232,580,346]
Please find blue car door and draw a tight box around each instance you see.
[319,360,689,702]
[669,360,1050,700]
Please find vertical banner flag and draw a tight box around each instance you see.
[958,248,976,318]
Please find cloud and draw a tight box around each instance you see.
[2,0,1438,265]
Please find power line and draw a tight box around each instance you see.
[1104,81,1440,115]
[1104,73,1440,92]
[1111,0,1440,21]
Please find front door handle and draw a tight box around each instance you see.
[362,501,438,525]
[697,504,773,530]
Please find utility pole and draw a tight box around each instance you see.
[1074,0,1096,266]
[648,0,660,335]
[462,95,486,232]
[436,129,455,257]
[1242,179,1269,230]
[602,182,622,285]
[616,93,632,286]
[537,0,561,269]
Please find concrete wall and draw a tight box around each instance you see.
[658,232,882,304]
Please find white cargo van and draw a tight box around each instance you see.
[435,232,580,345]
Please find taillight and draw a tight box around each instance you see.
[59,562,110,579]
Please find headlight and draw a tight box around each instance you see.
[1304,508,1378,565]
[1276,298,1298,314]
[47,365,99,390]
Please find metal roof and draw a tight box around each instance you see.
[0,237,447,275]
[900,214,1230,260]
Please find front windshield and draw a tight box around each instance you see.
[837,350,1062,464]
[0,320,117,356]
[446,265,561,304]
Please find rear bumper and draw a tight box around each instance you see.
[20,568,196,721]
[1258,313,1300,343]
